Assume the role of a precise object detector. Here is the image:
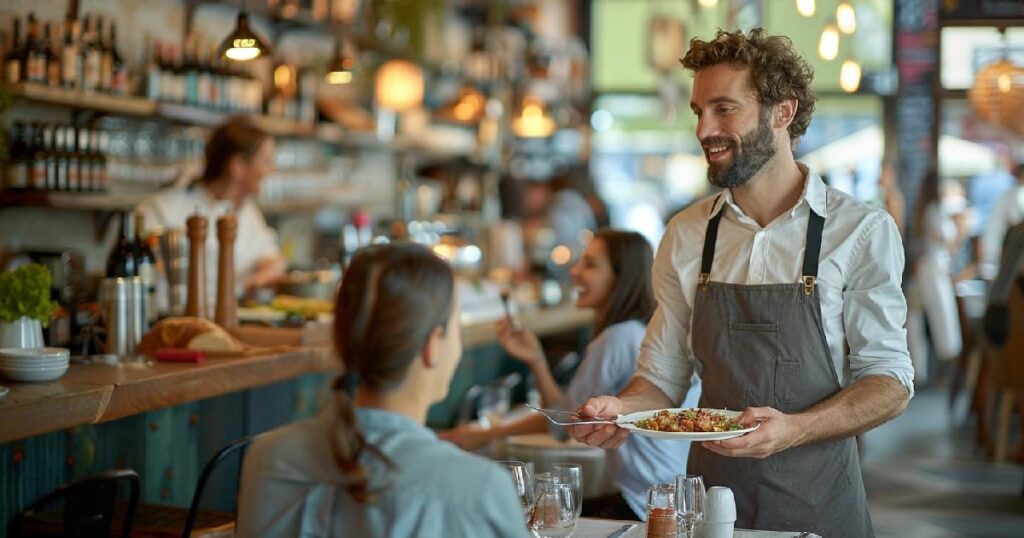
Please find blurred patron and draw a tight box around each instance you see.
[981,163,1024,279]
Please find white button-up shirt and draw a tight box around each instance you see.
[637,166,915,405]
[136,187,281,300]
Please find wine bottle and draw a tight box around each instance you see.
[30,122,47,190]
[61,17,80,89]
[65,126,80,192]
[134,212,158,324]
[24,13,46,84]
[81,15,102,93]
[4,18,22,84]
[3,122,30,190]
[107,211,139,278]
[44,23,60,86]
[108,22,127,95]
[98,17,112,92]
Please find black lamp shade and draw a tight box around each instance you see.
[219,12,273,61]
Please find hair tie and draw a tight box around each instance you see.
[334,371,362,395]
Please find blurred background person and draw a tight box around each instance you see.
[981,163,1024,280]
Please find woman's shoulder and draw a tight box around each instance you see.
[591,320,647,350]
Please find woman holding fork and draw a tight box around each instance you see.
[441,229,700,520]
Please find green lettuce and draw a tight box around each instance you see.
[0,264,57,325]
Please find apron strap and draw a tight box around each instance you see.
[801,209,826,295]
[699,206,726,290]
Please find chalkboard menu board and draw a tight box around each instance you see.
[895,0,939,234]
[940,0,1024,22]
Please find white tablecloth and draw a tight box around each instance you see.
[574,518,808,537]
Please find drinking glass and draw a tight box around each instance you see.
[645,483,677,538]
[674,475,706,538]
[498,460,536,521]
[552,463,583,520]
[529,481,576,538]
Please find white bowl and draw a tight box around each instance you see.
[0,347,70,359]
[0,358,68,368]
[0,362,69,382]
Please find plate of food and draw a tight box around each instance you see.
[618,408,759,441]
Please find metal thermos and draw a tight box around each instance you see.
[101,276,146,357]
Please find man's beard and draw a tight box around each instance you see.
[704,112,777,189]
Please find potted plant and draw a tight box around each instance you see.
[0,264,56,349]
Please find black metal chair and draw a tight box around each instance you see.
[8,469,140,538]
[180,434,260,538]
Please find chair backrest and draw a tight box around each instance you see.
[181,434,260,538]
[10,469,140,538]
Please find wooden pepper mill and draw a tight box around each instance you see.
[184,213,208,319]
[215,213,238,330]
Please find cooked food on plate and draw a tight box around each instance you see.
[635,409,744,433]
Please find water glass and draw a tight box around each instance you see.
[645,483,677,538]
[674,475,706,538]
[529,480,576,538]
[498,460,536,521]
[552,463,583,519]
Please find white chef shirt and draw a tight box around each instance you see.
[136,186,281,300]
[636,165,915,405]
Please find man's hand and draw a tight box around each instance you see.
[567,396,631,448]
[701,406,807,459]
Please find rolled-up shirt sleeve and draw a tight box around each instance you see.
[636,221,696,405]
[843,212,915,397]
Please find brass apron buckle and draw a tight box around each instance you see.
[802,275,816,296]
[699,272,711,291]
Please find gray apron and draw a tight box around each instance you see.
[687,202,873,538]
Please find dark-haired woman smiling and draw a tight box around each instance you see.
[236,243,528,537]
[441,229,700,520]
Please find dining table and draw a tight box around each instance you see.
[574,517,814,537]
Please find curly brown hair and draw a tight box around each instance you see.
[681,28,817,144]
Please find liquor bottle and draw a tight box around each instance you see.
[76,127,92,191]
[45,125,60,191]
[144,38,161,101]
[61,18,80,89]
[3,122,30,190]
[44,23,60,86]
[4,18,22,84]
[24,13,47,84]
[107,211,139,278]
[30,123,47,190]
[81,15,102,93]
[134,212,158,324]
[94,128,109,192]
[52,126,68,191]
[108,23,127,95]
[196,39,212,108]
[182,35,198,105]
[98,17,112,92]
[65,126,80,192]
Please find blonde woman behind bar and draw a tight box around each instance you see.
[236,243,529,537]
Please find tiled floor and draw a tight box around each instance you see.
[862,386,1024,537]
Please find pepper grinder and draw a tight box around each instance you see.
[185,214,208,319]
[215,213,238,329]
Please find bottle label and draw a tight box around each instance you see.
[111,68,127,95]
[84,51,101,91]
[67,158,80,191]
[27,56,45,82]
[100,55,113,90]
[4,59,20,83]
[61,47,78,86]
[31,160,46,189]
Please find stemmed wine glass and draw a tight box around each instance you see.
[674,475,706,538]
[498,460,536,522]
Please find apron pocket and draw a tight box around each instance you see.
[775,358,802,406]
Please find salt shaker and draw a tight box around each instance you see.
[702,486,736,538]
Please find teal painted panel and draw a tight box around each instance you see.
[0,430,67,533]
[142,403,201,507]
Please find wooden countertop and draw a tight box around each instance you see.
[0,304,591,444]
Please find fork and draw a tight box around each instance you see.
[525,404,636,426]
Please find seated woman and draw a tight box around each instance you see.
[237,243,529,537]
[441,229,700,520]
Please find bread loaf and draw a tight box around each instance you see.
[136,317,244,354]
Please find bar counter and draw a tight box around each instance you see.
[0,304,591,526]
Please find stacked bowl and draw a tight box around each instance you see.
[0,347,70,382]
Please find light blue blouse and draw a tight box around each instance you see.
[237,406,530,537]
[555,320,701,519]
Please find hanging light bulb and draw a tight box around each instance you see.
[512,95,556,138]
[698,0,719,7]
[375,59,424,111]
[796,0,815,17]
[325,39,355,85]
[219,11,273,61]
[840,59,862,92]
[818,22,840,61]
[837,1,857,34]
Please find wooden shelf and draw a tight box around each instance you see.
[9,82,157,116]
[0,190,147,211]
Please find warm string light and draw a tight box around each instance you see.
[796,0,816,17]
[375,60,424,111]
[512,95,556,138]
[818,22,840,61]
[837,1,857,34]
[840,59,862,92]
[698,0,719,7]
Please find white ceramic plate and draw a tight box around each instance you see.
[617,408,760,441]
[0,363,69,383]
[0,347,70,359]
